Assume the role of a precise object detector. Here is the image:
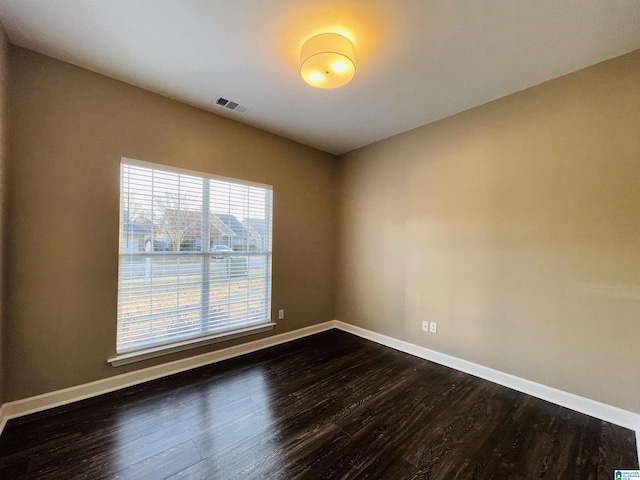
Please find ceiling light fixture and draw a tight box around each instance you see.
[300,33,356,89]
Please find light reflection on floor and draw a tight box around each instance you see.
[111,365,276,477]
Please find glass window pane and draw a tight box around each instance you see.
[117,160,273,354]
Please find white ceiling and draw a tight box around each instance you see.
[1,1,640,155]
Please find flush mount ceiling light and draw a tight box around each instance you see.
[300,33,356,89]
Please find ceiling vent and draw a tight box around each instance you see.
[215,96,247,113]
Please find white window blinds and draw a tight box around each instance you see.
[117,159,273,353]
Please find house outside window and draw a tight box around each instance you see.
[116,158,273,358]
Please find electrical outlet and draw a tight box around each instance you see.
[429,322,437,334]
[278,309,285,320]
[421,321,429,332]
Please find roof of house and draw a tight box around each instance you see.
[210,215,236,237]
[160,209,237,237]
[216,214,246,236]
[122,210,150,235]
[243,218,266,238]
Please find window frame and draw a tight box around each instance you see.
[109,158,275,367]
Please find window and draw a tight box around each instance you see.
[116,158,273,359]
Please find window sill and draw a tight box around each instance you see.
[108,322,277,367]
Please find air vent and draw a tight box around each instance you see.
[215,96,247,114]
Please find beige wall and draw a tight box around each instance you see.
[5,47,337,401]
[0,25,8,405]
[336,49,640,413]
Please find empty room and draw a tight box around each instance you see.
[0,1,638,479]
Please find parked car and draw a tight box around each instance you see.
[212,244,232,258]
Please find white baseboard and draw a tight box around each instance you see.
[0,321,335,435]
[333,320,640,457]
[1,319,638,464]
[0,404,7,436]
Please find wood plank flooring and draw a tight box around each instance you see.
[0,330,637,479]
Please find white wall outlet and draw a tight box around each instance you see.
[278,309,285,320]
[421,320,429,332]
[429,322,437,334]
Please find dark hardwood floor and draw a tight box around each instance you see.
[0,330,637,479]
